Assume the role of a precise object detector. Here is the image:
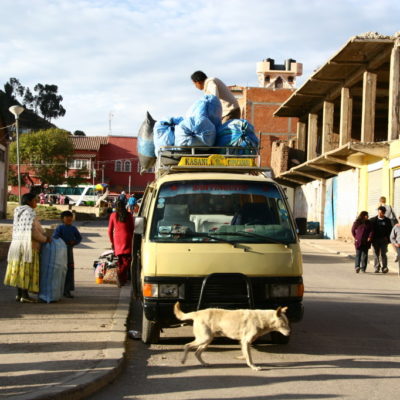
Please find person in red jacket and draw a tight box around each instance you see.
[108,200,134,286]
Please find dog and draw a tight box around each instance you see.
[174,302,290,371]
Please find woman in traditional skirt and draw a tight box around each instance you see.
[4,193,50,302]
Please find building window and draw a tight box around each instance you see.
[68,159,90,169]
[275,77,283,89]
[265,75,270,83]
[124,160,131,172]
[288,76,294,83]
[115,160,122,172]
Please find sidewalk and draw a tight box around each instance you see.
[0,220,131,400]
[301,236,400,275]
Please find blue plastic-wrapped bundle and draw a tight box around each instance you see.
[186,94,222,129]
[137,112,156,173]
[39,238,68,303]
[174,116,216,147]
[154,117,183,155]
[216,119,259,154]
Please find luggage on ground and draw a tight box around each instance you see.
[39,238,68,303]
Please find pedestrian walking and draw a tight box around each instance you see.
[351,211,373,273]
[127,194,137,214]
[370,206,392,273]
[378,196,397,226]
[4,193,51,302]
[108,200,134,286]
[390,218,400,275]
[52,211,82,298]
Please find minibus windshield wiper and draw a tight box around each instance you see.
[213,230,290,245]
[170,231,237,245]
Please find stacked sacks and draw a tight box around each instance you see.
[154,117,183,155]
[137,112,156,173]
[174,94,221,148]
[216,119,259,154]
[185,94,222,129]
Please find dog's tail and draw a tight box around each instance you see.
[174,302,195,321]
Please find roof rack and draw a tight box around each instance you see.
[155,146,270,177]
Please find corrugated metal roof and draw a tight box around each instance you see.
[70,136,108,151]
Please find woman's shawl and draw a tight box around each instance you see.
[7,205,35,263]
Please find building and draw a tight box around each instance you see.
[70,135,154,194]
[272,32,400,239]
[230,58,302,167]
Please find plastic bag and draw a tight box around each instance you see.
[216,119,259,154]
[174,116,216,147]
[39,239,68,303]
[154,117,183,155]
[186,94,222,129]
[137,111,156,173]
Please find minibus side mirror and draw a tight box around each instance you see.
[134,217,146,235]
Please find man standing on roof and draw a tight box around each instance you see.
[191,70,241,124]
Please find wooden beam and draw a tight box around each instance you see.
[307,113,318,160]
[297,121,306,152]
[297,93,325,98]
[388,39,400,140]
[291,170,324,180]
[278,176,309,185]
[328,60,367,65]
[325,155,360,168]
[308,163,340,175]
[340,87,353,146]
[361,71,377,142]
[310,78,344,84]
[322,101,334,153]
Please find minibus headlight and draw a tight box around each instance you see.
[159,284,179,298]
[267,283,303,298]
[143,283,158,298]
[269,284,290,298]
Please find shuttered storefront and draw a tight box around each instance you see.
[393,169,400,217]
[367,169,382,217]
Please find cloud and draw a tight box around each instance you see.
[1,0,399,135]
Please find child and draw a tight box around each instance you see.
[53,211,82,298]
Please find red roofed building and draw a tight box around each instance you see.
[69,135,154,194]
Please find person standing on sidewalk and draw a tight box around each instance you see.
[108,200,134,286]
[52,211,82,298]
[369,206,392,273]
[351,211,373,273]
[4,193,51,302]
[390,219,400,272]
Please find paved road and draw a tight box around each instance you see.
[89,241,400,400]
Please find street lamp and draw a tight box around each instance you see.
[9,105,25,204]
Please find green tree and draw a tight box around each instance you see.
[9,129,73,185]
[73,130,86,136]
[33,84,66,121]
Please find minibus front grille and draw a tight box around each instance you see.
[185,274,254,309]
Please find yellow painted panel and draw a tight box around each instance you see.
[141,242,302,277]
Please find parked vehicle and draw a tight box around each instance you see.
[48,185,97,205]
[132,147,304,344]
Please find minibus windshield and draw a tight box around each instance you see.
[150,180,296,244]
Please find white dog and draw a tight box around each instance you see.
[174,302,290,371]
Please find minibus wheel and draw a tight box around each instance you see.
[270,331,290,344]
[142,313,160,344]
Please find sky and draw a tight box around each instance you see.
[1,0,399,136]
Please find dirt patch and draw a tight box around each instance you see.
[6,203,61,220]
[0,226,12,242]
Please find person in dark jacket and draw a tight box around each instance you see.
[369,206,392,273]
[351,211,373,273]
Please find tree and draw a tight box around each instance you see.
[4,77,25,100]
[3,78,66,122]
[8,128,74,185]
[73,130,86,136]
[34,84,66,121]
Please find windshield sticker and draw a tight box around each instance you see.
[160,181,281,198]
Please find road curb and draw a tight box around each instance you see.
[12,285,131,400]
[304,241,355,260]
